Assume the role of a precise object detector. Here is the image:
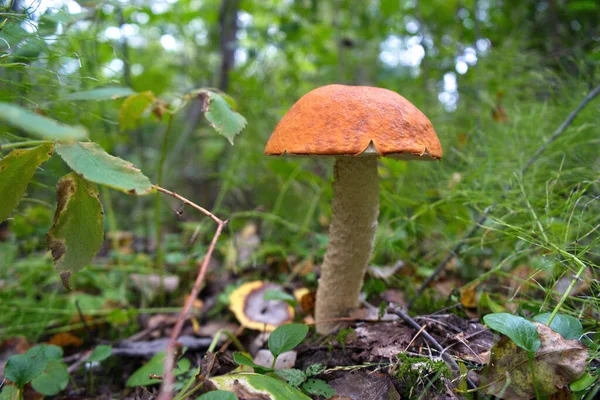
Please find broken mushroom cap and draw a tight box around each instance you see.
[264,85,442,334]
[265,84,442,159]
[229,281,294,332]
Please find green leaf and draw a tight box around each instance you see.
[119,91,157,131]
[0,384,19,400]
[483,313,541,353]
[277,368,307,387]
[42,345,63,361]
[570,372,596,392]
[197,390,238,400]
[87,345,112,362]
[126,352,190,387]
[268,324,309,357]
[232,352,274,374]
[4,346,49,387]
[63,87,135,101]
[47,173,104,288]
[264,289,298,307]
[301,379,335,398]
[0,144,54,222]
[207,373,311,400]
[533,313,583,340]
[55,142,154,195]
[202,91,246,145]
[31,360,69,396]
[0,103,87,141]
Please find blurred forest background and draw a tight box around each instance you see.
[1,0,600,331]
[0,0,599,396]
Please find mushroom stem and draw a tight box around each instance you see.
[316,156,379,334]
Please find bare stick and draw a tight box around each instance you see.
[155,186,228,400]
[409,82,600,308]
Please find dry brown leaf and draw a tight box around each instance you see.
[480,323,588,399]
[47,332,83,348]
[328,371,400,400]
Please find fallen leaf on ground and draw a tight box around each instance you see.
[460,285,477,308]
[205,373,310,399]
[328,370,400,400]
[480,322,588,399]
[47,332,83,349]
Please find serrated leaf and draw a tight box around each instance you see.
[4,346,49,387]
[301,379,336,398]
[202,91,246,145]
[268,324,309,357]
[197,390,238,400]
[63,87,135,101]
[31,360,69,396]
[233,352,274,374]
[119,91,156,131]
[87,345,112,362]
[47,173,104,288]
[207,373,311,400]
[533,313,583,340]
[483,313,541,353]
[0,144,54,222]
[277,368,306,387]
[264,289,298,307]
[126,352,190,387]
[480,323,588,399]
[0,103,87,141]
[55,142,154,195]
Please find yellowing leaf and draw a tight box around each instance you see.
[119,91,156,131]
[0,103,87,141]
[460,285,477,308]
[480,323,588,399]
[0,144,54,222]
[55,142,154,195]
[206,373,311,400]
[47,173,104,288]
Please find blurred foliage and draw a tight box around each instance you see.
[0,0,598,357]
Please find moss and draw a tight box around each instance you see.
[394,353,451,399]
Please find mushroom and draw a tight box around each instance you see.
[265,85,442,334]
[229,281,295,331]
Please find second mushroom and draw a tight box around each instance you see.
[265,85,443,334]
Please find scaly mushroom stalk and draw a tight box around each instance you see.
[315,156,379,333]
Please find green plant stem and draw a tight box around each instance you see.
[207,329,246,353]
[528,352,541,400]
[0,140,54,150]
[154,114,175,305]
[546,246,588,325]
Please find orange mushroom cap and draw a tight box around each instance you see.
[264,84,442,160]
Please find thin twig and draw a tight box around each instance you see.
[409,82,600,308]
[387,306,480,392]
[155,186,222,225]
[155,186,228,400]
